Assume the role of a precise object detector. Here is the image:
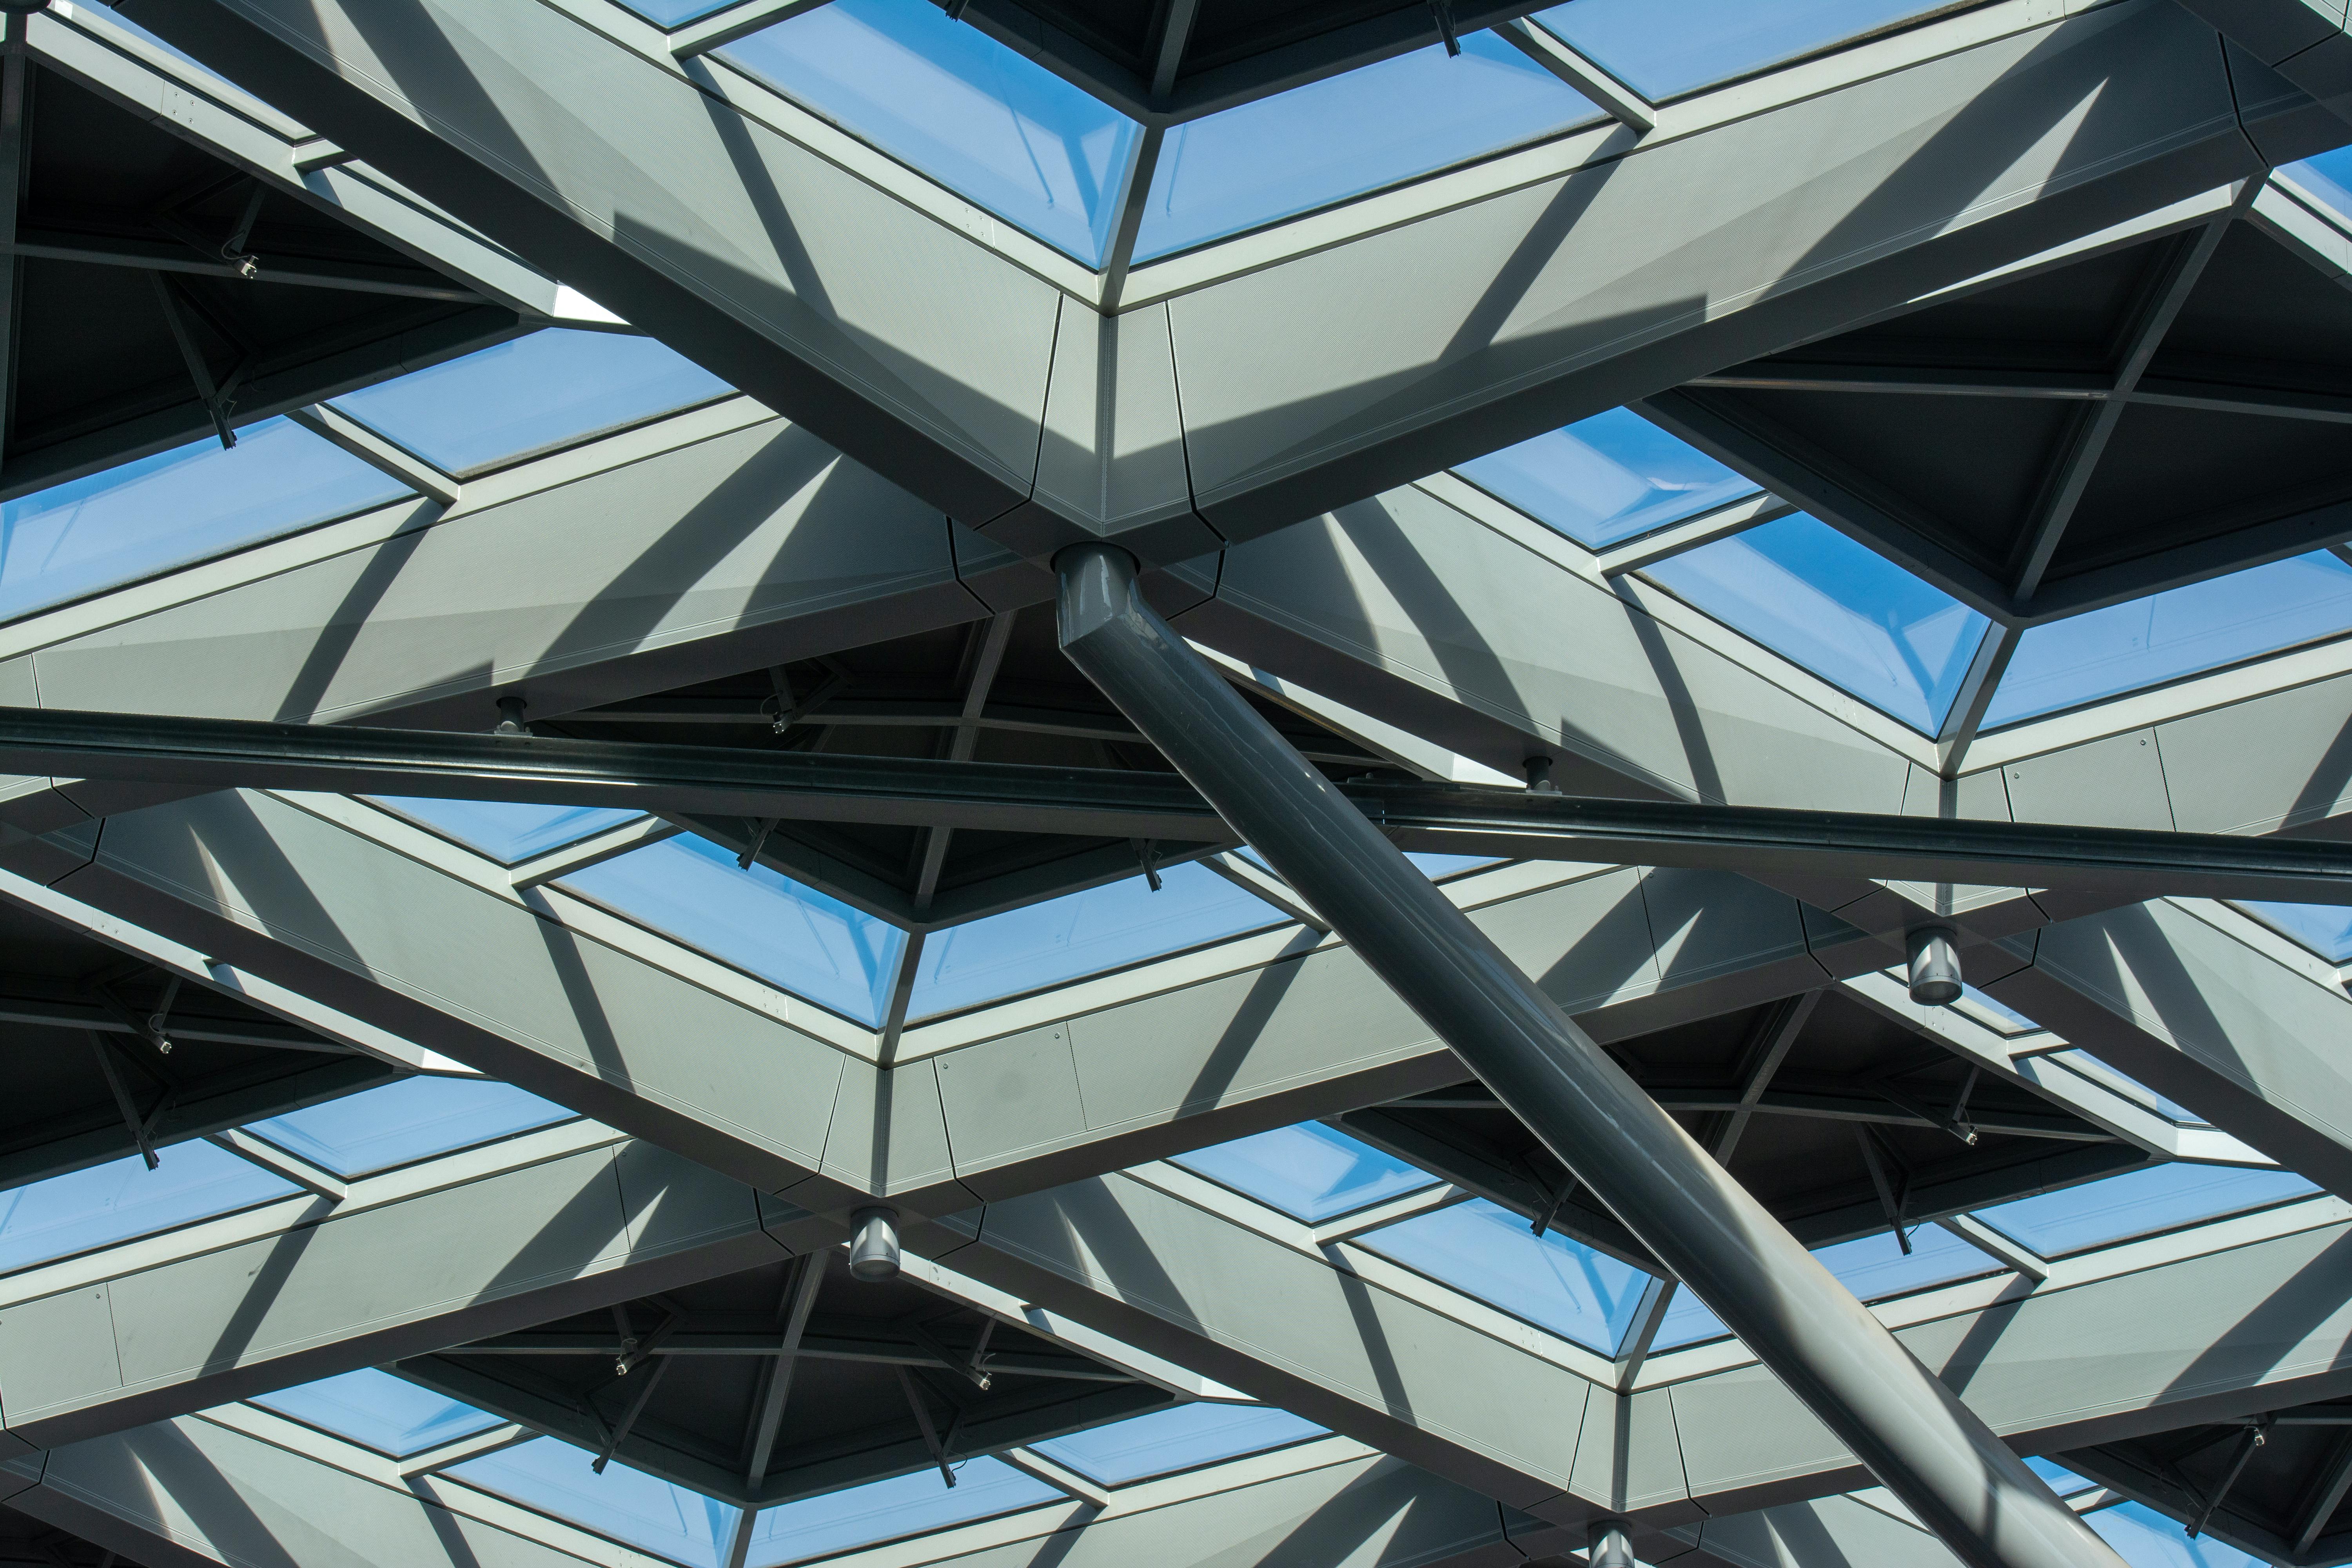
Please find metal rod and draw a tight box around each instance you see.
[1052,542,2123,1568]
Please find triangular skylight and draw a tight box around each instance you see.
[1454,407,1760,550]
[1533,0,1970,102]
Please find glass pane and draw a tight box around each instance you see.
[620,0,739,25]
[1812,1225,2002,1303]
[2088,1501,2266,1568]
[559,836,906,1025]
[1534,0,1959,101]
[1134,36,1597,260]
[2290,146,2352,222]
[445,1437,740,1568]
[367,798,646,865]
[1031,1403,1327,1485]
[0,1142,298,1274]
[1977,1162,2318,1258]
[1171,1123,1439,1223]
[246,1077,575,1178]
[1950,984,2040,1035]
[2042,1051,2207,1127]
[1454,408,1760,550]
[330,330,732,473]
[1985,552,2352,728]
[720,0,1141,266]
[2025,1456,2095,1498]
[1356,1198,1653,1352]
[908,862,1283,1020]
[745,1455,1061,1566]
[2234,900,2352,963]
[1643,513,1991,733]
[250,1368,501,1457]
[1650,1286,1728,1350]
[0,418,409,624]
[1408,851,1502,879]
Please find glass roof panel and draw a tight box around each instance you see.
[1031,1403,1327,1485]
[0,1141,299,1274]
[246,1076,575,1178]
[1170,1122,1440,1223]
[907,862,1284,1020]
[1651,1287,1728,1350]
[720,0,1142,266]
[366,798,646,865]
[445,1436,740,1568]
[0,417,410,625]
[2042,1051,2207,1127]
[618,0,739,25]
[1453,408,1760,550]
[2285,145,2352,222]
[250,1368,501,1457]
[1642,513,1991,732]
[1132,35,1599,261]
[1949,984,2041,1035]
[2235,900,2352,962]
[329,330,731,474]
[1811,1225,2002,1302]
[2024,1457,2096,1498]
[558,836,906,1025]
[1976,1162,2318,1258]
[745,1455,1062,1566]
[1356,1197,1652,1352]
[1984,552,2352,728]
[1533,0,1961,102]
[2088,1500,2265,1567]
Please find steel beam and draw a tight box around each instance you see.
[1050,543,2123,1568]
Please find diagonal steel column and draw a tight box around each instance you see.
[1053,542,2124,1568]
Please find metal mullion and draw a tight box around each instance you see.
[1490,18,1653,132]
[288,403,462,506]
[1931,1213,2046,1283]
[208,1126,348,1203]
[1935,623,2018,777]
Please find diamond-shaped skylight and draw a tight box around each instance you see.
[1975,1162,2318,1259]
[0,416,410,625]
[0,1140,299,1275]
[2288,145,2352,223]
[1171,1122,1440,1223]
[617,0,738,25]
[1354,1196,1653,1353]
[250,1368,503,1457]
[367,799,647,866]
[1642,513,1991,732]
[2089,1501,2266,1566]
[1533,0,1967,102]
[743,1456,1063,1566]
[1031,1403,1327,1485]
[2041,1052,2208,1127]
[1983,552,2352,729]
[1132,35,1599,261]
[445,1436,741,1567]
[245,1076,574,1178]
[1454,407,1760,550]
[329,329,731,475]
[2235,900,2352,963]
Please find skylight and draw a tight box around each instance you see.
[1170,1122,1440,1223]
[1132,36,1599,261]
[1354,1197,1651,1353]
[1809,1225,2002,1301]
[328,330,732,474]
[0,1141,299,1274]
[244,1076,575,1178]
[720,0,1140,266]
[907,863,1285,1020]
[2286,145,2352,223]
[250,1368,503,1457]
[743,1456,1063,1566]
[1975,1162,2318,1259]
[368,799,647,865]
[2087,1500,2265,1567]
[1453,407,1760,550]
[444,1437,740,1568]
[1532,0,1967,102]
[1031,1403,1327,1485]
[1642,513,1990,732]
[1984,552,2352,728]
[2042,1051,2208,1127]
[1650,1286,1729,1349]
[0,417,410,624]
[2234,900,2352,963]
[2025,1457,2096,1498]
[558,835,906,1025]
[617,0,739,25]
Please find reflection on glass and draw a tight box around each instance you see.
[247,1077,575,1178]
[1534,0,1956,100]
[721,0,1141,265]
[1032,1403,1327,1484]
[1356,1198,1651,1352]
[250,1368,501,1457]
[1643,514,1990,732]
[1650,1285,1728,1350]
[746,1455,1062,1566]
[1455,408,1759,550]
[618,0,739,24]
[1134,36,1597,260]
[559,836,906,1025]
[2025,1456,2095,1497]
[446,1437,739,1568]
[0,418,409,624]
[1171,1122,1439,1223]
[2234,900,2352,963]
[330,330,731,473]
[2286,145,2352,222]
[1812,1225,2001,1302]
[0,1141,298,1274]
[908,862,1282,1020]
[1985,553,2352,728]
[2088,1500,2265,1567]
[367,798,646,865]
[1977,1162,2318,1258]
[2042,1051,2207,1127]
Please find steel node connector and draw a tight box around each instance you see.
[1907,927,1964,1006]
[848,1206,901,1281]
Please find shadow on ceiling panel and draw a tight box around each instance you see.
[1822,232,2164,370]
[2152,218,2352,378]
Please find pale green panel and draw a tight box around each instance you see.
[1566,1387,1696,1520]
[819,1056,963,1207]
[0,1285,123,1433]
[934,1023,1091,1177]
[2155,670,2352,834]
[2000,730,2176,831]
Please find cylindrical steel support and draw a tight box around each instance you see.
[1909,926,1965,1006]
[1054,544,2123,1568]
